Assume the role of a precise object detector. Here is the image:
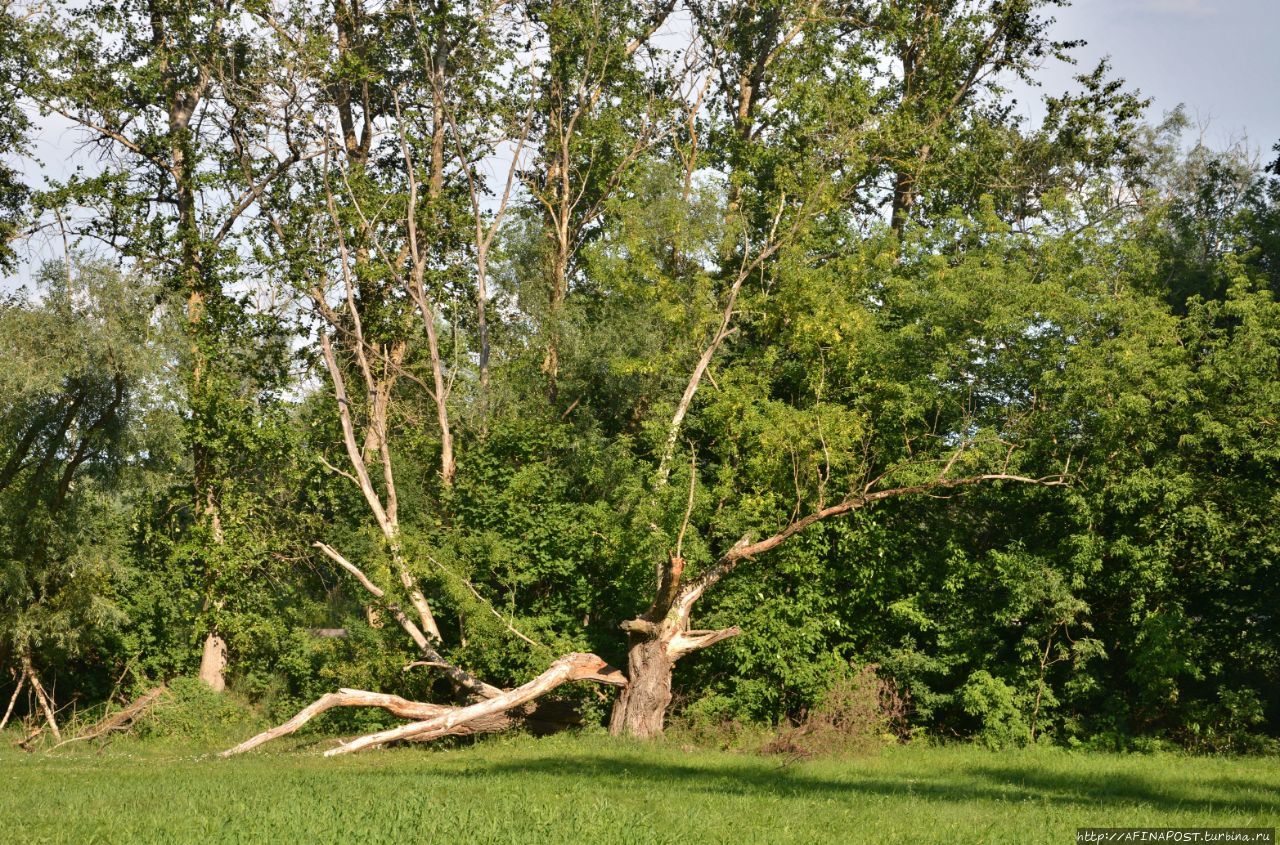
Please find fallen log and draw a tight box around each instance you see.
[52,686,167,749]
[223,652,626,758]
[220,689,513,757]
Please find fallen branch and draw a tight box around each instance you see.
[18,725,44,751]
[51,686,166,749]
[223,653,626,758]
[220,689,516,757]
[324,653,626,756]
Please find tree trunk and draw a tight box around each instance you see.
[608,634,674,739]
[198,633,227,692]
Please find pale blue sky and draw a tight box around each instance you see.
[1030,0,1280,153]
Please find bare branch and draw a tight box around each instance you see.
[324,653,626,756]
[678,472,1067,611]
[668,626,742,658]
[313,542,500,700]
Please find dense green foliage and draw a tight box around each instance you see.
[0,0,1276,752]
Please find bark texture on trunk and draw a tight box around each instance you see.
[607,552,743,740]
[608,635,674,739]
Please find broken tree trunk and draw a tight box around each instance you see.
[198,633,228,693]
[609,584,741,740]
[609,633,675,740]
[223,652,625,757]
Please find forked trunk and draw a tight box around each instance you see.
[609,635,674,739]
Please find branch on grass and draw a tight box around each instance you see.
[323,653,626,756]
[223,654,627,758]
[51,687,166,749]
[220,689,498,757]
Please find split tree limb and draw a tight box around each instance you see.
[220,689,514,757]
[667,626,742,658]
[324,654,626,757]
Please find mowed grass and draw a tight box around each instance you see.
[1,733,1277,844]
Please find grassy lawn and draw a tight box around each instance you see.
[1,733,1276,844]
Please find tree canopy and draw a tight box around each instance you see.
[0,0,1276,753]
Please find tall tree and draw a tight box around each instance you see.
[0,261,163,737]
[22,0,306,688]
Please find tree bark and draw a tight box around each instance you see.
[198,633,227,693]
[608,634,674,739]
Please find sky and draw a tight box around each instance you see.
[1027,0,1280,154]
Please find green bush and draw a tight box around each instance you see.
[134,678,263,746]
[960,670,1030,749]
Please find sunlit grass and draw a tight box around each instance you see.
[2,733,1277,843]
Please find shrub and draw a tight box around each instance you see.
[762,663,909,760]
[134,677,263,746]
[959,670,1029,749]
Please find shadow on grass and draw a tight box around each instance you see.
[965,765,1278,817]
[448,752,1279,817]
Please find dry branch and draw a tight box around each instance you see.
[222,653,625,758]
[52,686,166,749]
[220,689,513,757]
[323,653,626,756]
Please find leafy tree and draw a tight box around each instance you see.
[0,261,164,734]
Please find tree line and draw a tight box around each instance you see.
[1,0,1276,752]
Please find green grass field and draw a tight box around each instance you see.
[2,734,1277,844]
